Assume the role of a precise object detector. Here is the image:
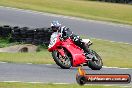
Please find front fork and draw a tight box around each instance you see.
[57,48,65,57]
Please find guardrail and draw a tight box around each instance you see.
[0,25,53,46]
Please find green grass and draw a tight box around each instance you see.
[91,39,132,68]
[0,37,22,48]
[0,82,122,88]
[0,38,132,68]
[0,38,10,48]
[0,0,132,25]
[0,37,53,64]
[0,51,54,64]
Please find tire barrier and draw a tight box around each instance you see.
[0,25,12,38]
[0,25,53,46]
[90,0,132,4]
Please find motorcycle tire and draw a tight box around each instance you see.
[88,51,103,70]
[52,50,72,69]
[26,38,33,43]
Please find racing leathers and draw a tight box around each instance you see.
[57,26,90,58]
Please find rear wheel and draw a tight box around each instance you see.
[52,50,72,69]
[88,50,103,70]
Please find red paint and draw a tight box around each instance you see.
[48,34,88,67]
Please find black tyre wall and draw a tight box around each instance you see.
[0,25,53,46]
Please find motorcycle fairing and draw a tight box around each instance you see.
[57,48,65,57]
[61,38,87,67]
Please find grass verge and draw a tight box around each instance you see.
[0,38,10,48]
[0,37,54,64]
[0,0,131,25]
[0,38,21,48]
[0,82,122,88]
[91,39,132,68]
[0,38,132,68]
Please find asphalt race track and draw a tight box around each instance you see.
[0,6,132,43]
[0,63,132,85]
[0,7,132,86]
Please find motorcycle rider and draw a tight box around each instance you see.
[50,21,92,59]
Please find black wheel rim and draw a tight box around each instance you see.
[56,52,71,67]
[92,52,102,66]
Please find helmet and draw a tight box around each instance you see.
[51,21,61,32]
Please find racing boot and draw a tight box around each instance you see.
[81,43,93,60]
[84,52,93,60]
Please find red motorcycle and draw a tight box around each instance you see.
[48,32,103,70]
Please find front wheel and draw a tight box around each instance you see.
[52,50,72,69]
[88,50,103,70]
